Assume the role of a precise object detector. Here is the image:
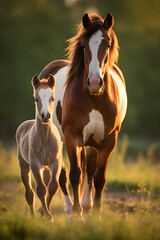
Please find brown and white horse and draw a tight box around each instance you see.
[16,75,72,221]
[39,13,127,217]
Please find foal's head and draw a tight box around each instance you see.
[32,74,55,123]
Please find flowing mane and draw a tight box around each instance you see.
[65,13,119,86]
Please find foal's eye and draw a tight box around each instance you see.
[51,97,54,102]
[35,98,38,103]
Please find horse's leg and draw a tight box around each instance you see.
[80,147,87,199]
[81,147,97,211]
[43,168,51,187]
[93,130,118,213]
[18,151,35,215]
[59,164,73,216]
[64,129,82,216]
[30,161,52,220]
[46,160,60,212]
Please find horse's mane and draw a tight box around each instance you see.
[65,13,119,86]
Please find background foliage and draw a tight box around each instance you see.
[0,0,160,140]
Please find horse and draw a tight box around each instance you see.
[16,74,72,221]
[39,12,127,217]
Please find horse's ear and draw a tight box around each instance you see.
[48,74,55,88]
[82,13,92,29]
[103,12,114,30]
[32,74,40,89]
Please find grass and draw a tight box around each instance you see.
[0,137,160,240]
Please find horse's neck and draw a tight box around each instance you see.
[35,116,52,140]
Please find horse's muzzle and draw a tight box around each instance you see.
[87,76,103,94]
[41,112,51,122]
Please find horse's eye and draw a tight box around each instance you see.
[35,98,38,102]
[51,97,54,102]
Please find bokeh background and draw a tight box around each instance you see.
[0,2,160,239]
[0,0,160,143]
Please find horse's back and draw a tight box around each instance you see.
[39,60,69,79]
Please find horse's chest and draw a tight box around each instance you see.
[83,110,105,145]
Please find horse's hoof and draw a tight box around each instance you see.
[39,207,44,216]
[65,207,73,217]
[82,205,92,213]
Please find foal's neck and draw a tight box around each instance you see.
[35,115,52,140]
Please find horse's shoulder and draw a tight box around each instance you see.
[39,60,69,79]
[16,120,35,142]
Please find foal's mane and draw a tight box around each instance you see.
[65,13,119,86]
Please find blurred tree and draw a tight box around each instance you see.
[0,0,159,140]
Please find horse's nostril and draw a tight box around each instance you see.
[87,78,91,86]
[47,113,51,119]
[42,113,45,119]
[99,78,103,87]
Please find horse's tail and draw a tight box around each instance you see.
[80,147,87,199]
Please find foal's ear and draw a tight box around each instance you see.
[32,74,40,89]
[82,13,92,29]
[48,74,55,88]
[103,12,114,30]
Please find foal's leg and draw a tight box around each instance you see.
[18,151,35,215]
[30,161,52,220]
[81,147,97,212]
[93,130,118,213]
[43,168,51,187]
[59,164,73,216]
[46,160,60,212]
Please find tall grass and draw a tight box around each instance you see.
[0,138,160,240]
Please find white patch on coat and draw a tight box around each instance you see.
[83,110,105,144]
[88,30,104,77]
[81,174,93,208]
[109,69,127,123]
[63,193,73,216]
[38,88,52,115]
[52,66,69,141]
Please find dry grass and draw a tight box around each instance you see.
[0,138,160,240]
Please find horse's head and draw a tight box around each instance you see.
[32,74,55,123]
[81,13,114,94]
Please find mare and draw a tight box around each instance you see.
[39,13,127,217]
[16,74,72,221]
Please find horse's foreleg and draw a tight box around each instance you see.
[59,165,73,216]
[81,147,97,212]
[93,130,118,212]
[18,151,35,215]
[64,130,82,216]
[30,161,52,220]
[46,161,60,212]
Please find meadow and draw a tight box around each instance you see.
[0,136,160,240]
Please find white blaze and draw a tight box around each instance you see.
[38,88,52,115]
[88,30,104,77]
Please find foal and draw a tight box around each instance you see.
[16,74,72,220]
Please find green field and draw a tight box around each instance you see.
[0,137,160,240]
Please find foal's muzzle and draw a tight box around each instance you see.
[87,76,103,94]
[41,112,51,122]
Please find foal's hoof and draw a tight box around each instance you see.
[39,207,53,222]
